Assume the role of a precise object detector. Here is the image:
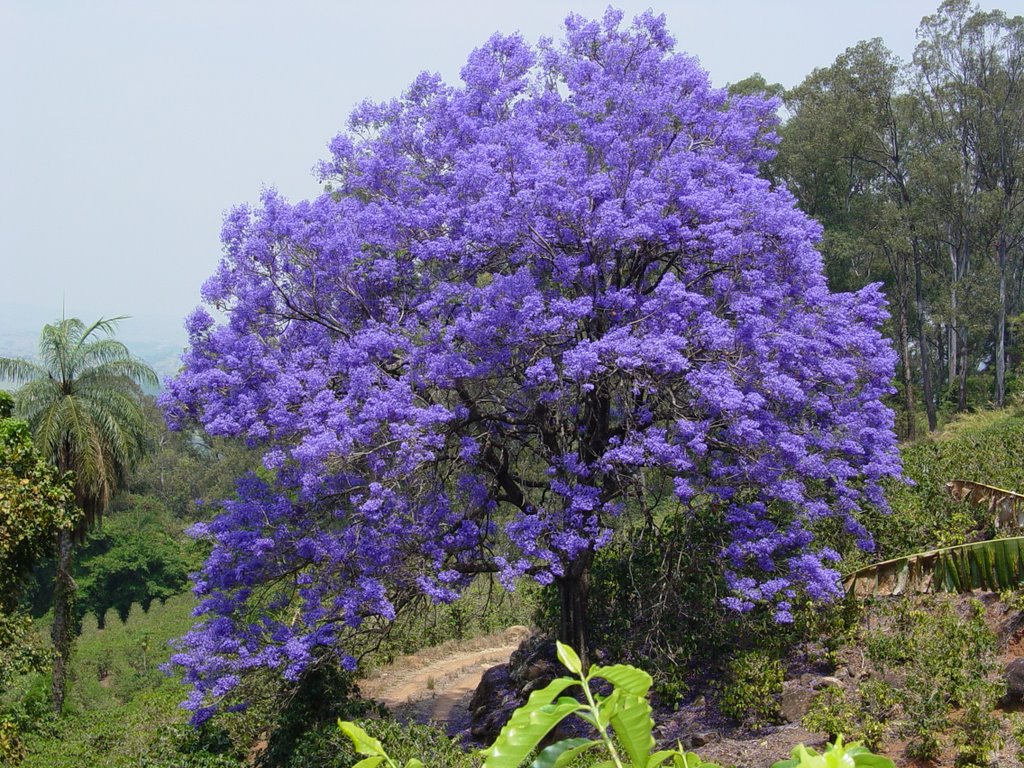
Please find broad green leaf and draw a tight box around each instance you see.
[589,663,653,696]
[523,677,580,708]
[843,536,1024,596]
[608,693,655,768]
[595,687,622,723]
[556,641,583,675]
[676,753,721,768]
[528,737,599,768]
[353,758,386,768]
[651,748,722,768]
[404,760,425,768]
[647,749,680,767]
[481,700,582,768]
[339,720,387,757]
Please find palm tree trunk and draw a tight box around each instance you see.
[51,527,75,713]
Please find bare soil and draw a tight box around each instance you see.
[358,626,531,730]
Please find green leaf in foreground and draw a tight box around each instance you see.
[528,737,598,768]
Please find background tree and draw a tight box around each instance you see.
[0,318,157,712]
[778,40,938,436]
[74,493,195,629]
[915,0,1024,409]
[164,10,900,722]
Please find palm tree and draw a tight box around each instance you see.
[0,317,157,712]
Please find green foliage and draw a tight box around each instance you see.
[0,392,13,419]
[333,720,471,768]
[0,714,25,766]
[0,418,76,610]
[716,651,784,728]
[869,411,1024,561]
[1010,713,1024,766]
[803,682,897,752]
[255,661,384,768]
[10,594,246,767]
[74,495,196,628]
[534,502,731,703]
[126,399,260,521]
[771,736,894,768]
[0,416,76,760]
[0,613,51,691]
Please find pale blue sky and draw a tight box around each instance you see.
[1,0,1012,358]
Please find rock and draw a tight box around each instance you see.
[688,732,715,748]
[469,664,510,717]
[779,680,816,724]
[503,625,532,644]
[508,636,560,688]
[469,635,562,745]
[1003,657,1024,704]
[811,676,844,690]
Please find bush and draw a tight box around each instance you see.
[717,650,784,728]
[255,661,385,768]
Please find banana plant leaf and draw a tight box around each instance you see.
[946,479,1024,529]
[843,536,1024,597]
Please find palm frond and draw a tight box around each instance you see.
[0,357,49,385]
[78,358,158,390]
[7,316,152,532]
[844,537,1024,597]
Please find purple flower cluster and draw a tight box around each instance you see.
[163,8,900,722]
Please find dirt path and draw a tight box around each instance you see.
[358,626,530,729]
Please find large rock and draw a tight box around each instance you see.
[469,634,566,744]
[779,680,816,725]
[1004,657,1024,704]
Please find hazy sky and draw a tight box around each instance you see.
[1,0,1014,349]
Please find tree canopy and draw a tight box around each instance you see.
[0,415,76,610]
[164,9,901,722]
[0,409,76,695]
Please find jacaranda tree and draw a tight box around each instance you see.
[164,9,901,722]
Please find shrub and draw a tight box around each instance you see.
[717,651,784,728]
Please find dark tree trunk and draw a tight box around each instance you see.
[997,232,1008,407]
[898,298,916,440]
[959,327,970,412]
[51,527,75,713]
[914,246,937,431]
[555,553,593,671]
